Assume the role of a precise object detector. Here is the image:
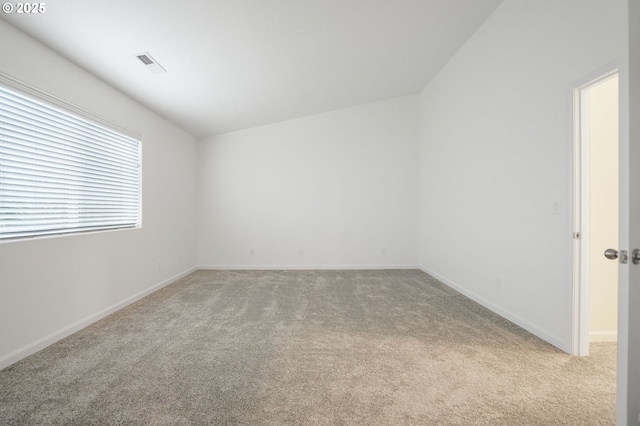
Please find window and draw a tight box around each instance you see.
[0,83,141,240]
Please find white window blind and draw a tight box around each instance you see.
[0,84,140,240]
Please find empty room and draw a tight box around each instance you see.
[1,0,639,425]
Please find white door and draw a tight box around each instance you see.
[618,1,639,424]
[588,76,619,346]
[574,71,620,357]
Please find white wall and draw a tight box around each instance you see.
[0,20,198,368]
[587,76,618,342]
[198,95,419,269]
[418,0,623,351]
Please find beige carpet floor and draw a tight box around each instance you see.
[0,270,616,425]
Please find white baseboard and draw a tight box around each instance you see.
[589,331,618,342]
[418,266,569,353]
[198,264,420,270]
[0,267,197,371]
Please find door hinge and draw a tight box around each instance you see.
[573,232,581,239]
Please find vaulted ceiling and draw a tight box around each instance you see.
[2,0,502,137]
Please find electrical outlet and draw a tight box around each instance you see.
[496,276,501,289]
[249,248,255,256]
[381,248,387,256]
[156,260,161,271]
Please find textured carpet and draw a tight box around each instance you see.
[0,270,616,425]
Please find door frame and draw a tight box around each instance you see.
[571,65,619,357]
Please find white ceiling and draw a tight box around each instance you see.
[2,0,502,138]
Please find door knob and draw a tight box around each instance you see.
[604,248,618,259]
[605,248,628,264]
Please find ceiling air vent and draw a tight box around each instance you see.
[134,52,166,74]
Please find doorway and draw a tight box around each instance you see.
[573,70,619,356]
